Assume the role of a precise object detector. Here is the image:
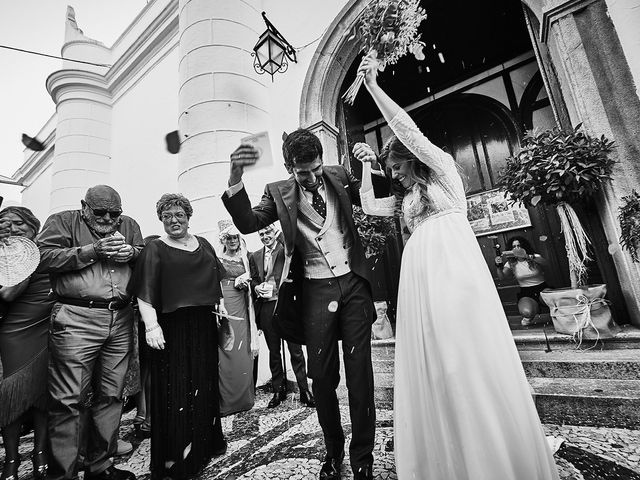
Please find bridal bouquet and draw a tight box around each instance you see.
[352,205,397,259]
[343,0,427,105]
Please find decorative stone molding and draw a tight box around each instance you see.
[299,0,369,130]
[46,70,112,105]
[539,0,601,42]
[307,120,341,165]
[107,0,179,98]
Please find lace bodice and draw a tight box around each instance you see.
[360,110,467,233]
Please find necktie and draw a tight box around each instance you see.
[307,185,326,218]
[264,247,273,278]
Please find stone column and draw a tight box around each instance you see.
[307,120,340,166]
[46,7,112,213]
[178,0,268,239]
[527,0,640,324]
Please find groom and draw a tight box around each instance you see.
[222,129,385,480]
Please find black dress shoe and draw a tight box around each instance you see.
[300,389,316,408]
[319,451,344,480]
[212,439,228,456]
[267,389,287,408]
[86,466,136,480]
[353,465,373,480]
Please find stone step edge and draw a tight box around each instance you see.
[528,377,640,400]
[519,349,640,362]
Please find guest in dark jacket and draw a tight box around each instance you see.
[249,224,314,409]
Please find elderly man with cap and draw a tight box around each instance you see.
[36,185,144,480]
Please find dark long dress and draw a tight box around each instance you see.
[0,272,54,427]
[128,237,226,480]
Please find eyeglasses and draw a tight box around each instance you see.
[161,212,188,222]
[85,203,122,218]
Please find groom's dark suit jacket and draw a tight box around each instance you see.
[222,165,386,344]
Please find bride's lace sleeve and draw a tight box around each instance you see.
[388,110,455,176]
[359,162,396,217]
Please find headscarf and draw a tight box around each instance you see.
[0,206,41,234]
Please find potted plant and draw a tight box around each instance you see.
[499,125,619,341]
[619,190,640,262]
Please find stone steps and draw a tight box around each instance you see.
[368,326,640,429]
[513,324,640,351]
[529,377,640,429]
[519,349,640,380]
[515,327,640,427]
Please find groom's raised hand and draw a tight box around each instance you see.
[229,144,259,186]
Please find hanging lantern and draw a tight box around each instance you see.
[252,12,297,81]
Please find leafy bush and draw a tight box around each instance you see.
[352,205,397,259]
[619,190,640,262]
[498,125,615,208]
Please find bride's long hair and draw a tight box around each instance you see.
[379,134,467,215]
[379,135,434,212]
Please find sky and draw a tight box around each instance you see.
[0,1,146,205]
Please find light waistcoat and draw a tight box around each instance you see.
[295,182,353,279]
[263,247,279,302]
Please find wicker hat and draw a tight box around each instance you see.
[0,236,40,287]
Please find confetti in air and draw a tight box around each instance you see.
[183,443,192,459]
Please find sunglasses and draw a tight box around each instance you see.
[84,202,122,218]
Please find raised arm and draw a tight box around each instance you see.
[358,54,454,176]
[352,142,396,217]
[221,144,279,234]
[36,212,98,273]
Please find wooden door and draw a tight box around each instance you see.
[414,93,570,315]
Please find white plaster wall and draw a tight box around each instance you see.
[605,0,640,97]
[20,162,54,224]
[110,46,181,239]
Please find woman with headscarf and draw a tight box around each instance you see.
[0,207,55,480]
[217,222,258,416]
[128,194,227,480]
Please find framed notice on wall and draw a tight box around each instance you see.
[466,189,531,237]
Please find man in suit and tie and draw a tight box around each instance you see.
[249,224,315,409]
[222,129,386,480]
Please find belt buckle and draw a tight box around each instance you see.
[108,300,119,311]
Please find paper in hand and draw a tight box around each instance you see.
[241,131,273,170]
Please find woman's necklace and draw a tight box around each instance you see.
[168,233,192,246]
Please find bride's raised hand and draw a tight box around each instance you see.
[352,142,377,164]
[357,51,381,88]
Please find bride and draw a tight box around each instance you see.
[354,53,559,480]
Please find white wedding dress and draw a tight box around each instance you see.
[360,111,559,480]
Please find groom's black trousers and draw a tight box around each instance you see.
[302,272,376,468]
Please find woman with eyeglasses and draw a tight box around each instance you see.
[0,207,55,480]
[128,194,227,480]
[217,223,258,416]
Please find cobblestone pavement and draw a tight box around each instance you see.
[3,389,640,479]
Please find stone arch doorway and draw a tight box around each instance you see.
[299,0,371,161]
[299,0,630,323]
